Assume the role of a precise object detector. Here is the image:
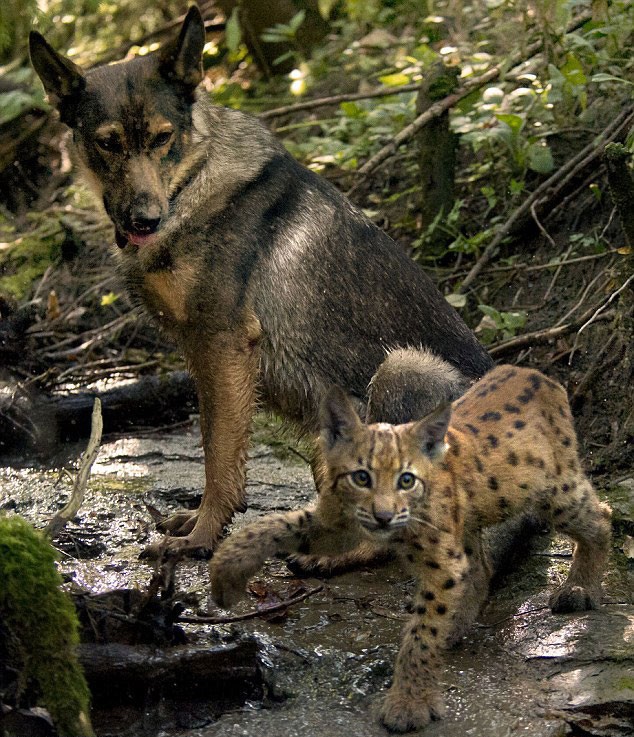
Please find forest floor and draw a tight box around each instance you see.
[2,422,632,737]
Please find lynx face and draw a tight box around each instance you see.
[320,388,451,539]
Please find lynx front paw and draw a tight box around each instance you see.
[378,688,445,733]
[549,585,600,613]
[209,561,251,609]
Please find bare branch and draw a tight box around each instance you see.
[46,398,103,538]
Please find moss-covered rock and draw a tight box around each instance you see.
[0,515,94,736]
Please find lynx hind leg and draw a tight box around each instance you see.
[549,477,612,613]
[210,509,314,608]
[367,347,470,424]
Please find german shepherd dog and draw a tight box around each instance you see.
[29,6,492,558]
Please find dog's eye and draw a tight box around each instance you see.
[397,472,417,491]
[350,470,372,488]
[152,130,173,148]
[96,135,123,153]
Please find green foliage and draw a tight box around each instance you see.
[0,215,63,299]
[225,8,242,54]
[0,0,38,60]
[0,68,48,125]
[284,93,418,171]
[476,305,528,344]
[261,10,308,67]
[0,515,94,736]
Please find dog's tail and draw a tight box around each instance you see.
[367,347,471,424]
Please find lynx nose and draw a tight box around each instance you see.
[372,506,395,527]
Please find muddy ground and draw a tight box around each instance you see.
[1,419,633,737]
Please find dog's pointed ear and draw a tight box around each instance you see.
[159,5,205,92]
[410,402,452,460]
[320,386,363,451]
[29,31,86,123]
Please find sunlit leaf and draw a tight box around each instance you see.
[379,73,411,87]
[495,113,524,134]
[445,293,467,308]
[100,292,119,307]
[225,8,242,53]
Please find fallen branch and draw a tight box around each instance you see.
[46,398,103,538]
[459,106,634,293]
[92,1,222,67]
[259,83,422,120]
[178,584,324,624]
[488,308,615,358]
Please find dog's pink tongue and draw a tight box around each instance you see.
[128,232,157,247]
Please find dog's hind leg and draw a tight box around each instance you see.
[143,313,262,559]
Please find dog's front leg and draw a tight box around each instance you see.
[145,315,261,558]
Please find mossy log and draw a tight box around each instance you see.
[0,515,94,736]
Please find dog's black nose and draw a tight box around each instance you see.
[131,215,161,234]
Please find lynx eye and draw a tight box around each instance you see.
[350,470,372,488]
[397,472,417,491]
[96,134,123,153]
[152,129,174,148]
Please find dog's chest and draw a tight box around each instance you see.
[140,260,199,327]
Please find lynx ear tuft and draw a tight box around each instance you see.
[320,386,363,451]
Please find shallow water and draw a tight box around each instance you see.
[1,423,632,736]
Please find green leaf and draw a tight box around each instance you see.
[527,142,554,174]
[378,72,411,87]
[591,72,633,85]
[225,8,242,53]
[288,10,306,33]
[340,101,365,118]
[0,90,47,126]
[318,0,338,18]
[495,113,524,134]
[478,304,502,324]
[561,54,587,87]
[501,311,527,332]
[445,293,467,308]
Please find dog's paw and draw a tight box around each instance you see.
[549,585,600,613]
[156,509,198,536]
[378,689,444,733]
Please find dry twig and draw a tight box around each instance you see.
[178,584,324,625]
[488,308,615,358]
[260,83,422,120]
[568,273,634,363]
[46,398,103,538]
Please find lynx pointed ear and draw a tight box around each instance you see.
[29,31,86,123]
[320,386,363,451]
[159,5,205,91]
[411,402,452,460]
